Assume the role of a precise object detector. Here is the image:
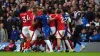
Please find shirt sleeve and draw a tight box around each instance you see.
[36,16,41,20]
[51,14,57,20]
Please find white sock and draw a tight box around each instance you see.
[65,40,72,50]
[32,44,36,48]
[44,40,53,51]
[81,45,84,47]
[42,47,45,51]
[61,40,66,51]
[45,44,49,52]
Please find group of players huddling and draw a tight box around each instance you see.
[19,6,83,52]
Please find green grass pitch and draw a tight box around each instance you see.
[0,52,100,56]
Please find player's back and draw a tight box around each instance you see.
[56,14,65,30]
[49,14,56,27]
[41,14,49,27]
[20,12,31,27]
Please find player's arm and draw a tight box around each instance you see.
[50,17,55,20]
[36,16,41,20]
[32,19,38,26]
[32,16,41,26]
[50,14,57,20]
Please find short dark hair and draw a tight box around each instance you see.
[47,9,52,14]
[10,39,15,44]
[20,6,27,13]
[47,7,55,14]
[43,9,47,14]
[62,7,68,13]
[57,9,62,14]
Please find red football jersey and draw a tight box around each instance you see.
[21,40,31,49]
[37,10,43,16]
[49,14,56,27]
[20,11,32,26]
[55,14,65,30]
[24,40,31,49]
[28,11,37,31]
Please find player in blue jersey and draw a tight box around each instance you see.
[62,8,74,52]
[36,9,53,52]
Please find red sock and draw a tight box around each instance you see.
[53,40,57,50]
[35,40,40,46]
[41,40,46,47]
[33,40,38,46]
[65,43,68,50]
[58,46,60,50]
[25,40,31,49]
[68,40,74,49]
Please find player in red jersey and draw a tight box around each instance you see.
[20,6,40,52]
[28,8,43,52]
[47,8,57,51]
[20,6,32,52]
[20,6,32,39]
[37,8,46,51]
[48,8,56,36]
[21,38,31,52]
[50,9,65,52]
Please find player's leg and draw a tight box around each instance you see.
[30,30,37,49]
[56,30,65,52]
[20,26,30,52]
[39,38,46,51]
[68,40,74,51]
[30,29,41,43]
[76,41,85,51]
[21,27,30,38]
[64,38,73,52]
[64,27,73,52]
[50,27,57,51]
[67,27,74,50]
[43,27,53,52]
[61,37,66,52]
[44,38,53,52]
[37,28,46,51]
[50,27,56,36]
[52,38,57,51]
[56,31,61,52]
[61,29,67,52]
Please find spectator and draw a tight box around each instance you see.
[14,5,20,17]
[0,23,7,42]
[6,15,14,39]
[88,23,96,37]
[0,39,16,52]
[6,7,11,13]
[0,17,5,24]
[85,7,95,22]
[94,16,100,32]
[90,29,100,42]
[80,28,88,42]
[4,0,9,7]
[9,0,17,7]
[10,26,19,41]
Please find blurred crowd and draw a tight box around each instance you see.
[0,0,100,43]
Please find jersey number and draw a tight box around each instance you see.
[61,17,64,23]
[22,15,30,23]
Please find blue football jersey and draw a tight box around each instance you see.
[36,14,51,38]
[62,13,69,22]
